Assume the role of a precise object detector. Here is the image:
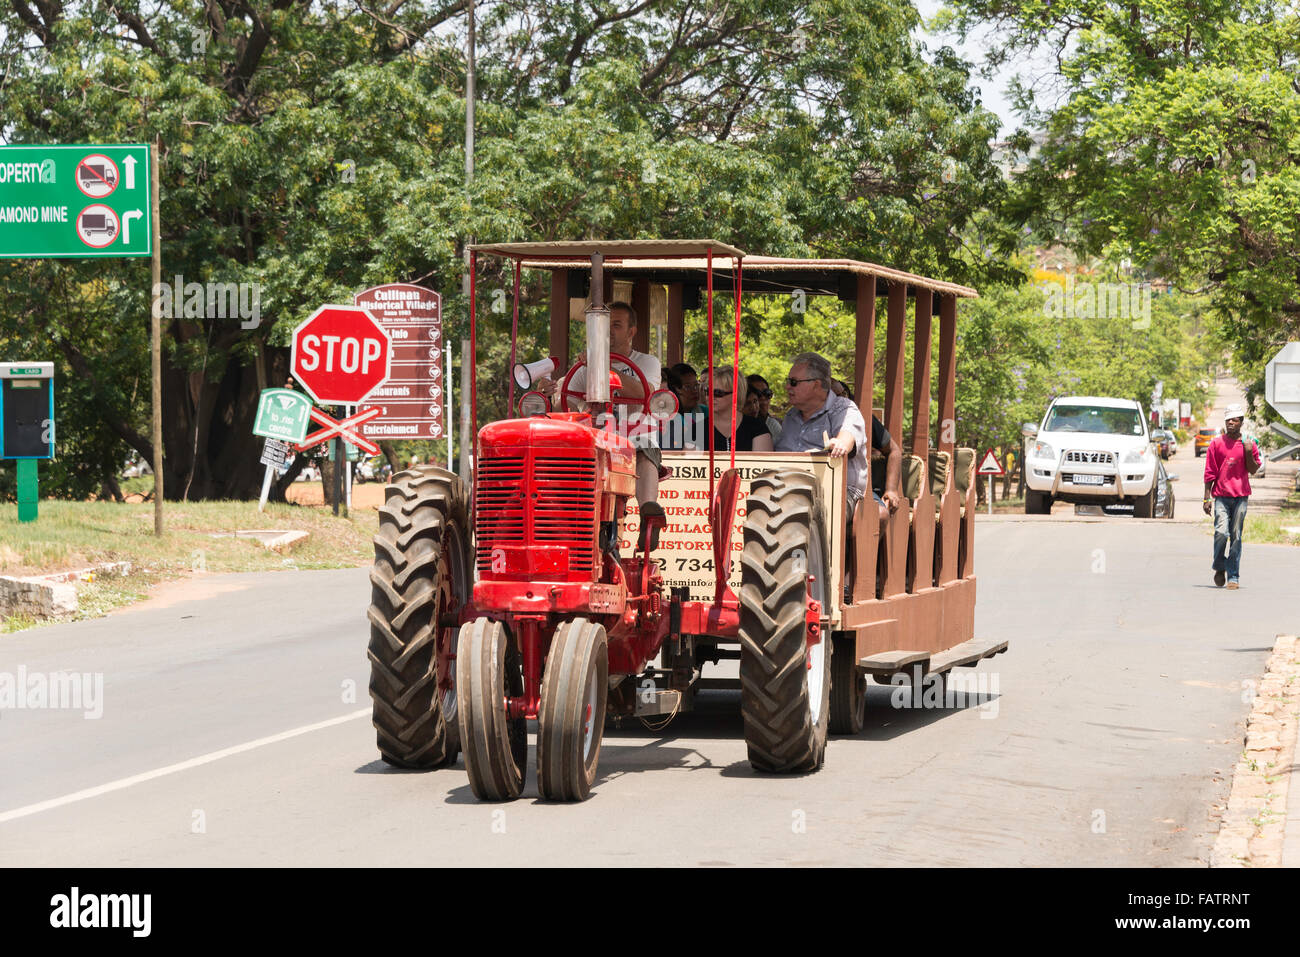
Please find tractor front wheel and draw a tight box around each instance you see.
[367,467,470,769]
[458,618,528,800]
[738,471,832,773]
[537,618,609,801]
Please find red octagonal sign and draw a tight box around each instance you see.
[290,305,392,405]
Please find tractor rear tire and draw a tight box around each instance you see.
[738,471,832,773]
[537,618,609,801]
[829,632,866,735]
[458,618,528,800]
[367,467,470,769]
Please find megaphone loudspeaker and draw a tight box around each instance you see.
[514,356,557,389]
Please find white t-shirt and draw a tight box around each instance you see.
[567,348,661,397]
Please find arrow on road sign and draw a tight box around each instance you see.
[122,209,142,244]
[124,155,137,190]
[294,406,382,456]
[976,450,1004,475]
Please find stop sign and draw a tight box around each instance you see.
[290,305,391,405]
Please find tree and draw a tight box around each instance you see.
[1,1,1015,498]
[940,0,1300,415]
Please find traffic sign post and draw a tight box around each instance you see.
[977,449,1004,516]
[0,144,152,258]
[290,305,392,406]
[293,406,381,457]
[253,388,312,442]
[1265,342,1300,424]
[257,438,293,512]
[1267,422,1300,462]
[353,284,444,441]
[292,405,381,518]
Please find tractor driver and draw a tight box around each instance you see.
[542,301,667,550]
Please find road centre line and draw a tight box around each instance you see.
[0,708,369,825]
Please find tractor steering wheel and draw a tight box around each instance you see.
[559,353,652,416]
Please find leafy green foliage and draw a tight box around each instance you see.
[942,0,1300,419]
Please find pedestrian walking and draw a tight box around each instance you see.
[1202,403,1261,589]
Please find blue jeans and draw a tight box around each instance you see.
[1212,496,1248,582]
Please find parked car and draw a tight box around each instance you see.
[1024,395,1160,516]
[1194,427,1219,457]
[1151,428,1173,459]
[1153,459,1177,518]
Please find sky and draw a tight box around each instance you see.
[913,0,1033,135]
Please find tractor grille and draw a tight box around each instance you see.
[474,453,597,575]
[1064,449,1115,466]
[475,456,526,553]
[534,457,597,573]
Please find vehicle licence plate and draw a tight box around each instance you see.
[1072,473,1105,485]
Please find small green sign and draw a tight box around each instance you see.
[0,144,152,258]
[253,388,312,442]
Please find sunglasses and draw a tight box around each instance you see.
[712,389,733,398]
[787,377,817,387]
[752,388,773,399]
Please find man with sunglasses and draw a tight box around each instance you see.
[776,352,902,527]
[747,373,782,443]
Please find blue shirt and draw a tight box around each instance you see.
[776,393,872,500]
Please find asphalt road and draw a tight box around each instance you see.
[2,517,1297,867]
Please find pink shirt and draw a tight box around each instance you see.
[1204,434,1260,497]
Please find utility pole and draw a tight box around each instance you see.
[460,0,476,478]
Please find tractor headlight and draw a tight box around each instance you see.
[648,388,679,422]
[1031,440,1055,460]
[518,391,550,416]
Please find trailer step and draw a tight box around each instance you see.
[857,649,931,675]
[859,638,1008,679]
[929,637,1008,673]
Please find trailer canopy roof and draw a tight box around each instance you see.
[510,251,977,300]
[469,240,975,299]
[467,239,747,260]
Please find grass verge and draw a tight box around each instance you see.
[1,500,378,631]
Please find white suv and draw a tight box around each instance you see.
[1024,396,1159,516]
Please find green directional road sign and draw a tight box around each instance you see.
[0,144,152,258]
[253,388,312,442]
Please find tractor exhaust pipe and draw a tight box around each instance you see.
[585,252,611,405]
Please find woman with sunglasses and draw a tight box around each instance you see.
[704,366,774,452]
[747,373,782,443]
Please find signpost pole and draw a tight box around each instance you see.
[258,464,274,512]
[333,412,345,518]
[150,138,164,536]
[345,405,354,510]
[447,340,454,471]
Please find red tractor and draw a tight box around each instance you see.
[367,240,1006,801]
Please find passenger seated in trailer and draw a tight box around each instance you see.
[775,352,902,530]
[703,366,773,452]
[666,362,704,414]
[747,373,782,443]
[663,362,706,450]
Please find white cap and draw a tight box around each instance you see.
[1224,403,1245,421]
